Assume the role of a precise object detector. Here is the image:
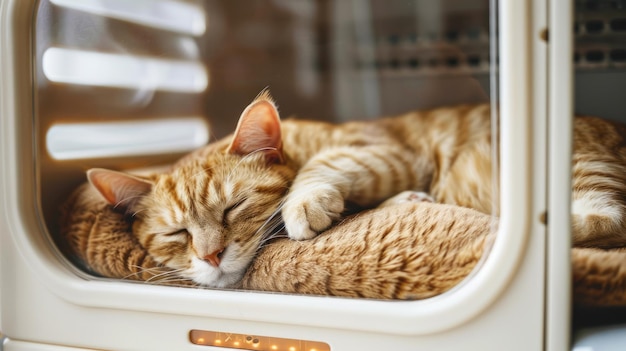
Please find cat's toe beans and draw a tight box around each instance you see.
[285,217,319,240]
[305,207,336,233]
[284,203,335,240]
[306,195,343,232]
[283,205,317,240]
[290,228,318,241]
[283,187,344,240]
[408,191,434,203]
[379,191,434,208]
[283,203,340,240]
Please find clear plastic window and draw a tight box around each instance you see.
[35,0,500,299]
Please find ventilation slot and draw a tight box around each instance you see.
[46,118,208,160]
[585,20,605,33]
[610,49,626,61]
[586,50,606,62]
[43,48,208,92]
[574,8,626,71]
[610,18,626,31]
[41,0,210,161]
[49,0,206,36]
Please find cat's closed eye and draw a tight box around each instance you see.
[163,229,189,238]
[222,199,248,226]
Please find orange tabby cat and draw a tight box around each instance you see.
[87,90,626,287]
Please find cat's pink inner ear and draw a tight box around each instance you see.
[86,168,152,210]
[228,99,284,163]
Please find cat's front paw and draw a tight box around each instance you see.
[282,186,344,240]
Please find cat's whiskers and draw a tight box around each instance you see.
[149,274,192,285]
[236,214,284,256]
[144,268,188,283]
[253,206,288,253]
[121,265,173,280]
[253,200,286,238]
[258,220,285,241]
[258,228,287,250]
[127,264,166,272]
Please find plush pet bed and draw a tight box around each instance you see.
[59,180,626,305]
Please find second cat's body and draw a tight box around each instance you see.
[87,91,626,287]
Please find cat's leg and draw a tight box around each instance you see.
[429,140,494,215]
[282,145,432,240]
[567,116,626,247]
[569,117,626,247]
[568,145,626,247]
[571,189,626,248]
[377,191,434,208]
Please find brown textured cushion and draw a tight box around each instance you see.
[572,247,626,306]
[59,181,495,299]
[58,180,626,305]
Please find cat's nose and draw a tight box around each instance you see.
[203,248,224,267]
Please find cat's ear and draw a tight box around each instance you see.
[227,90,284,164]
[87,168,152,212]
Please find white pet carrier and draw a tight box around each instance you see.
[1,0,625,350]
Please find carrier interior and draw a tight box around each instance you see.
[36,0,496,281]
[31,0,626,338]
[572,0,626,345]
[36,0,494,216]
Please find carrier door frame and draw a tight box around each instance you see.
[546,0,574,350]
[0,0,38,335]
[1,0,541,338]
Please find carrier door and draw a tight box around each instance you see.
[0,1,554,351]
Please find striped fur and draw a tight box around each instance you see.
[280,103,493,239]
[571,116,626,247]
[86,91,626,287]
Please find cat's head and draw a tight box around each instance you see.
[87,91,295,288]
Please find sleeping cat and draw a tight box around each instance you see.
[87,90,626,287]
